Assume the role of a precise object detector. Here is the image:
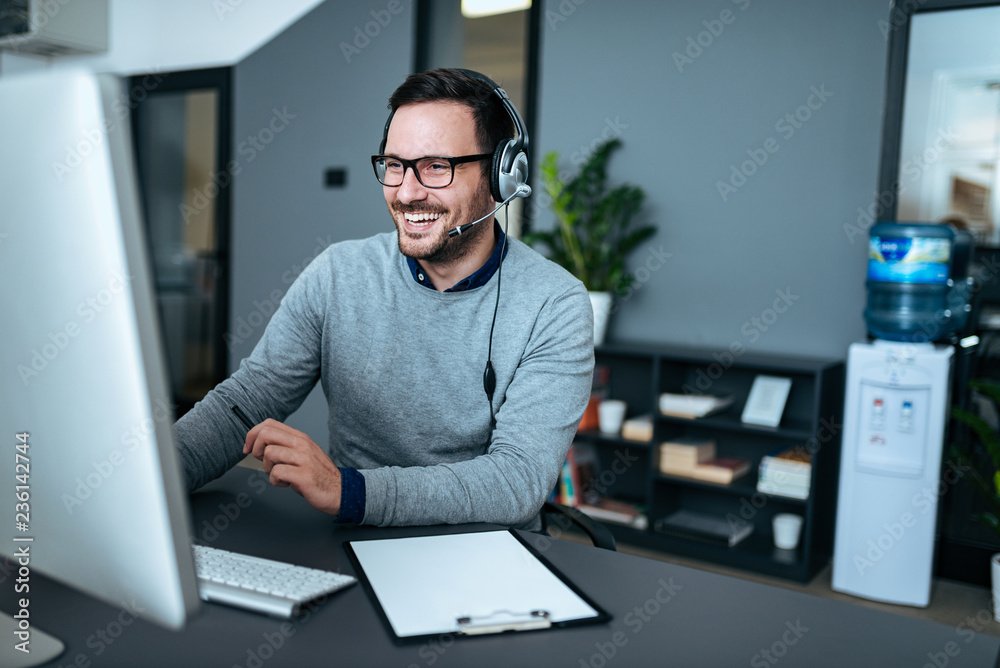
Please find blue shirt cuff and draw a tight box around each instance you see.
[336,467,366,524]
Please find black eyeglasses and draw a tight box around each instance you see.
[371,153,492,188]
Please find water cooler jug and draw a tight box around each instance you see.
[832,222,973,607]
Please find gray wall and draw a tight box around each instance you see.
[228,0,894,439]
[534,0,889,359]
[229,0,414,440]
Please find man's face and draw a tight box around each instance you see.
[382,101,495,265]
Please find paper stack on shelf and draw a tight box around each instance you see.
[756,446,812,499]
[653,509,754,547]
[578,498,648,530]
[659,437,751,484]
[658,392,732,419]
[621,414,654,442]
[659,437,716,472]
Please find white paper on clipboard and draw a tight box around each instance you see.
[347,530,602,638]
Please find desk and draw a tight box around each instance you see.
[3,466,999,667]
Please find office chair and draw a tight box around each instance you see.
[541,501,617,551]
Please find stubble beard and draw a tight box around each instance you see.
[393,182,495,267]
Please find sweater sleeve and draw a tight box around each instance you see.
[173,258,327,492]
[359,284,594,529]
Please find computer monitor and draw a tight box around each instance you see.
[0,68,201,651]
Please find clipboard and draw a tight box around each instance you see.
[345,529,610,640]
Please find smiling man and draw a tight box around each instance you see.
[175,68,594,530]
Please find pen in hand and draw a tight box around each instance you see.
[231,404,255,431]
[231,406,257,456]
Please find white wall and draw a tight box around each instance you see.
[0,0,324,75]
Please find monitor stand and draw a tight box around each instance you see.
[0,611,65,668]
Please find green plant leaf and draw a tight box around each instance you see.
[523,138,657,292]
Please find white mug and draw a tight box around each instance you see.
[772,513,803,550]
[598,400,627,434]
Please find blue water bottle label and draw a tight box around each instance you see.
[868,236,950,284]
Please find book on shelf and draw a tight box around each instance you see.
[658,436,716,471]
[689,456,752,484]
[756,445,812,499]
[658,392,732,419]
[577,497,648,530]
[579,395,601,431]
[653,509,754,547]
[559,446,583,507]
[579,364,613,431]
[756,477,809,500]
[659,437,750,484]
[761,445,812,470]
[621,414,654,442]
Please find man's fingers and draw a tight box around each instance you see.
[246,422,310,460]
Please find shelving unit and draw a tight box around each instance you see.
[572,342,845,582]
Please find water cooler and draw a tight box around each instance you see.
[832,222,974,607]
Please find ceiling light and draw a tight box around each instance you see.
[461,0,531,19]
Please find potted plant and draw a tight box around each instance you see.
[522,138,656,345]
[950,379,1000,619]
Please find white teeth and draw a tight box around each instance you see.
[404,212,441,223]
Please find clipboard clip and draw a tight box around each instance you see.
[456,609,551,635]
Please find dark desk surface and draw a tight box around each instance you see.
[4,466,1000,667]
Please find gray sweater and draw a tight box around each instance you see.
[175,231,594,529]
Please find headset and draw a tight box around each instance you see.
[377,69,530,205]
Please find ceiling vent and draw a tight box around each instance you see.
[0,0,108,58]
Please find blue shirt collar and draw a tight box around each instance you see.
[406,222,508,292]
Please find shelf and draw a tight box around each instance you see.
[653,472,809,506]
[575,429,654,448]
[574,342,844,583]
[656,412,815,440]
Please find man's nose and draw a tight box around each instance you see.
[395,166,428,203]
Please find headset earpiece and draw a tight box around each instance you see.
[490,140,510,203]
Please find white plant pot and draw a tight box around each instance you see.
[992,553,1000,622]
[589,291,613,346]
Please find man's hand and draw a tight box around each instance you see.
[242,418,342,515]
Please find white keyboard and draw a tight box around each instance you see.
[193,545,357,618]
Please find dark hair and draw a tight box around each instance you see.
[386,68,514,163]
